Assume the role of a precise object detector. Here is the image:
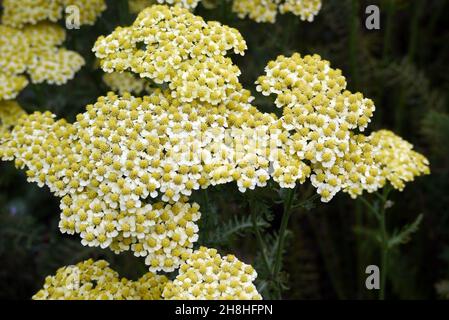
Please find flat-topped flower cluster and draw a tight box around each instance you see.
[33,247,261,300]
[127,0,322,23]
[1,0,106,28]
[233,0,322,23]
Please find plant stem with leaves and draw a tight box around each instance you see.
[360,184,423,300]
[377,185,392,300]
[248,193,271,278]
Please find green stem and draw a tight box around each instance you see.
[355,199,363,298]
[272,186,297,299]
[407,0,423,63]
[273,187,296,275]
[249,194,271,276]
[378,185,392,300]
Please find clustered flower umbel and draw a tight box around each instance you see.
[128,0,201,14]
[1,0,106,28]
[32,259,169,300]
[126,0,321,24]
[33,248,262,300]
[0,22,85,100]
[163,247,262,300]
[93,5,247,106]
[256,52,425,201]
[0,101,26,137]
[232,0,322,23]
[0,103,203,273]
[102,71,151,95]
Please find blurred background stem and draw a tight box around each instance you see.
[378,186,392,300]
[349,0,360,89]
[395,0,423,134]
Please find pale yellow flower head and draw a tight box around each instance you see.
[94,5,247,105]
[370,130,430,191]
[0,23,85,99]
[60,0,107,25]
[1,0,106,28]
[32,259,169,300]
[163,246,262,300]
[0,101,26,137]
[232,0,322,23]
[102,72,150,95]
[257,53,375,201]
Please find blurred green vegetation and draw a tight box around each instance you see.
[1,0,449,299]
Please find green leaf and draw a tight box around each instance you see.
[206,213,269,246]
[388,214,423,248]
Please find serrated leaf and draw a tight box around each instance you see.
[388,214,423,248]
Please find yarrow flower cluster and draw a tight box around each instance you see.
[163,247,262,300]
[0,103,203,272]
[0,23,85,100]
[1,0,106,28]
[0,101,26,136]
[32,259,169,300]
[102,72,151,95]
[369,130,430,191]
[93,5,247,106]
[33,248,262,300]
[125,0,322,23]
[128,0,202,14]
[232,0,322,23]
[0,25,31,100]
[257,53,379,200]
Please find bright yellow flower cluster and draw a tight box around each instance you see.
[0,104,202,272]
[1,0,106,28]
[61,0,107,25]
[0,101,26,137]
[232,0,322,23]
[61,196,201,273]
[157,0,202,10]
[102,72,150,95]
[0,25,31,100]
[310,133,383,200]
[128,0,201,13]
[311,130,430,201]
[279,0,322,22]
[32,259,169,300]
[0,23,85,100]
[256,53,377,200]
[33,249,262,300]
[93,5,247,105]
[370,130,430,191]
[163,247,262,300]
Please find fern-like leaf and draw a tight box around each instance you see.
[388,214,423,248]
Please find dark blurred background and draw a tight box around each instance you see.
[1,0,448,300]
